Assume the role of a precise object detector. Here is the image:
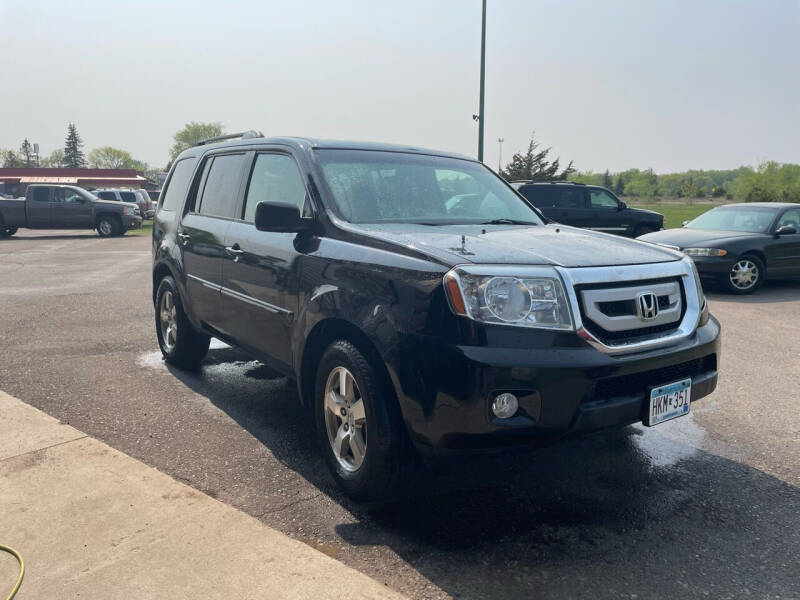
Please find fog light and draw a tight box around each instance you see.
[491,393,519,419]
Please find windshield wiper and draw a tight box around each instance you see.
[481,218,538,225]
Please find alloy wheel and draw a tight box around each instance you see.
[323,366,367,472]
[159,291,178,352]
[729,259,759,291]
[99,219,113,236]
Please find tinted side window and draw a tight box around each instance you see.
[161,158,197,211]
[33,187,50,202]
[97,191,117,201]
[198,154,246,219]
[589,189,618,209]
[777,209,800,229]
[520,187,553,208]
[554,188,585,208]
[242,154,308,223]
[120,191,137,203]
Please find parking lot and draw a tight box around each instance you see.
[1,230,798,599]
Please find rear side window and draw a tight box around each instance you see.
[242,154,308,223]
[554,188,585,208]
[197,153,246,219]
[32,187,50,202]
[97,191,117,201]
[520,187,553,208]
[120,191,137,203]
[160,158,197,211]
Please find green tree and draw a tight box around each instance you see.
[602,169,612,188]
[169,121,224,164]
[40,149,66,168]
[1,150,21,168]
[19,139,35,167]
[89,146,137,169]
[63,123,86,168]
[499,132,575,182]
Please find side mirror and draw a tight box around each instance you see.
[682,220,689,227]
[774,225,797,236]
[254,201,311,233]
[618,201,627,210]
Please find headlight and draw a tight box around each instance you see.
[684,256,708,325]
[443,266,573,330]
[682,247,727,257]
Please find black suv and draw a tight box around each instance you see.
[152,133,720,500]
[512,181,663,237]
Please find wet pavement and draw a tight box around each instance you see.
[1,230,798,599]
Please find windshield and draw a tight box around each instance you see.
[687,206,778,233]
[315,149,543,225]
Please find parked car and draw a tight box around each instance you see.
[94,188,153,219]
[639,203,800,294]
[152,134,720,500]
[511,181,664,237]
[0,184,141,237]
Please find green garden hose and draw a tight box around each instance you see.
[0,545,24,600]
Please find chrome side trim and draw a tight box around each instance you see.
[587,226,628,231]
[187,273,222,292]
[555,257,702,355]
[220,287,293,316]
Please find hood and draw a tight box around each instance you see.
[639,227,761,248]
[91,199,128,210]
[629,207,664,219]
[345,223,683,268]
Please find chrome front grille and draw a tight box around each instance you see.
[556,257,703,355]
[580,280,683,333]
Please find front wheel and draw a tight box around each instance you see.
[96,215,119,237]
[0,226,17,238]
[314,340,410,501]
[724,255,765,294]
[634,224,658,238]
[155,276,210,369]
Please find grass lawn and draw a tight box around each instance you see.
[627,202,717,229]
[130,221,153,236]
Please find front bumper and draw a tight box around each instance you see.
[123,215,143,230]
[689,255,737,281]
[390,316,720,457]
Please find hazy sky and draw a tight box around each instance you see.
[1,0,798,173]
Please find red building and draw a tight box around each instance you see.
[0,168,149,197]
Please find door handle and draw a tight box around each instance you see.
[177,232,191,245]
[225,244,244,257]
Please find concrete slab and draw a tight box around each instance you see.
[0,391,405,600]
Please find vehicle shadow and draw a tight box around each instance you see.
[2,233,100,241]
[166,344,800,600]
[705,278,800,304]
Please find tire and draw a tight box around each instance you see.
[155,275,211,369]
[723,254,765,295]
[96,215,119,237]
[0,226,17,238]
[634,224,658,238]
[314,340,410,501]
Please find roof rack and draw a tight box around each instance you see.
[548,180,583,185]
[195,130,265,146]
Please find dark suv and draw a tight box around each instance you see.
[152,133,720,500]
[512,181,663,237]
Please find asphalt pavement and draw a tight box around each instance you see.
[1,229,798,600]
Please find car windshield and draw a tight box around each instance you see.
[686,206,778,233]
[315,149,543,225]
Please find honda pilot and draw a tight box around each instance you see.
[151,133,720,500]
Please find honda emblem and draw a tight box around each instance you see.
[636,291,659,320]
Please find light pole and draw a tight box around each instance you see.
[497,137,504,172]
[477,0,486,162]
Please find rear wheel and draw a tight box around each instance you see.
[724,255,765,294]
[96,215,119,237]
[314,340,410,501]
[155,276,210,369]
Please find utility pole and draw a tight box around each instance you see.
[477,0,486,162]
[497,137,504,172]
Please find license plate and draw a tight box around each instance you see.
[646,378,691,426]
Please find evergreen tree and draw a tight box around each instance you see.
[63,123,86,168]
[19,139,35,167]
[1,150,21,168]
[602,169,612,188]
[499,132,575,182]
